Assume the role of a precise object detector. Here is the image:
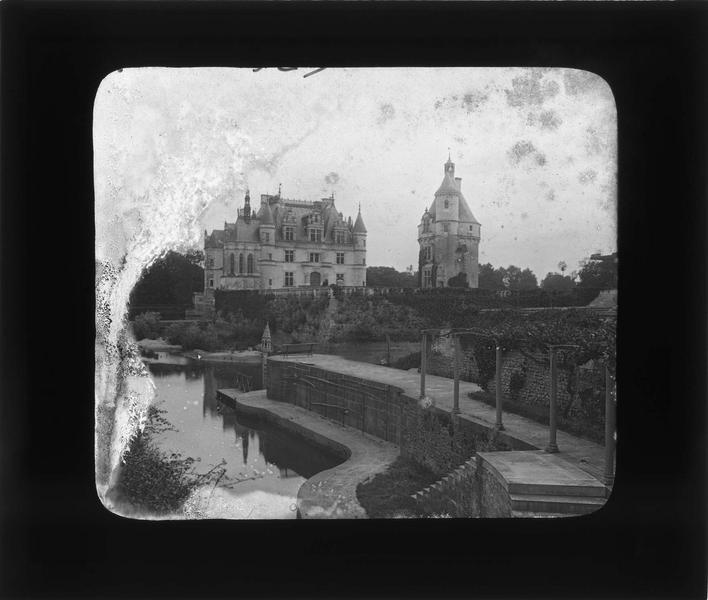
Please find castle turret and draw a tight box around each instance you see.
[418,155,481,288]
[352,204,367,286]
[243,190,251,224]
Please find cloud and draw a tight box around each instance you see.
[527,110,562,130]
[377,103,395,124]
[505,70,560,108]
[578,169,597,184]
[509,140,547,167]
[324,172,340,185]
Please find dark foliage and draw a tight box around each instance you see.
[130,250,204,308]
[366,266,418,288]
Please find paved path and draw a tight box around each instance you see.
[218,389,399,518]
[270,354,609,481]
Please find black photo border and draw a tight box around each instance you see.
[1,2,706,599]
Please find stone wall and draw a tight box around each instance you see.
[411,456,512,518]
[266,359,511,475]
[425,336,606,442]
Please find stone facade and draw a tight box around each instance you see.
[203,190,367,293]
[418,157,481,288]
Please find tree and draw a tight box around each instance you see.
[478,263,505,290]
[366,266,417,288]
[540,272,576,292]
[504,265,538,290]
[447,272,469,288]
[577,252,618,289]
[130,250,205,306]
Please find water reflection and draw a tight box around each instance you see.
[145,356,341,518]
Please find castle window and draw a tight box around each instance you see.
[309,253,320,263]
[208,257,214,268]
[423,269,432,288]
[284,227,294,241]
[229,253,235,275]
[284,272,294,287]
[264,232,270,243]
[444,199,449,209]
[310,229,322,242]
[443,223,449,233]
[285,250,294,263]
[335,231,344,244]
[247,254,254,274]
[269,279,273,287]
[424,246,432,262]
[239,253,244,274]
[336,273,344,285]
[208,279,214,288]
[268,253,272,260]
[362,258,366,266]
[336,252,345,265]
[423,220,430,233]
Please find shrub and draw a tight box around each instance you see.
[132,311,161,340]
[115,406,224,515]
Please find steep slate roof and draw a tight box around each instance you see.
[257,201,275,225]
[353,210,367,234]
[206,194,363,245]
[429,170,480,225]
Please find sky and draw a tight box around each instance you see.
[94,67,616,280]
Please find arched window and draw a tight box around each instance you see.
[229,253,235,275]
[239,253,244,274]
[247,253,254,274]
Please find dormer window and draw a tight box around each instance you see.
[284,226,294,241]
[310,229,322,242]
[335,230,345,244]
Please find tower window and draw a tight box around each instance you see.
[208,279,214,288]
[423,269,432,288]
[268,253,272,260]
[469,225,474,231]
[444,199,449,209]
[443,223,449,233]
[424,246,432,262]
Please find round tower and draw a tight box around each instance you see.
[352,204,368,287]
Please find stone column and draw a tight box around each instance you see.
[545,347,559,453]
[420,332,428,399]
[604,365,616,487]
[453,335,461,415]
[495,344,504,431]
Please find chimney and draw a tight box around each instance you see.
[455,177,462,191]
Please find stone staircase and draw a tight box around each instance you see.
[479,451,609,518]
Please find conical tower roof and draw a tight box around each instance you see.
[258,200,274,225]
[353,206,367,234]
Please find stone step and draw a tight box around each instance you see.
[512,510,570,518]
[510,493,606,516]
[507,481,607,498]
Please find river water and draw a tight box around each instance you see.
[133,341,417,519]
[141,353,341,518]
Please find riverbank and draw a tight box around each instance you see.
[137,337,263,364]
[218,389,400,519]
